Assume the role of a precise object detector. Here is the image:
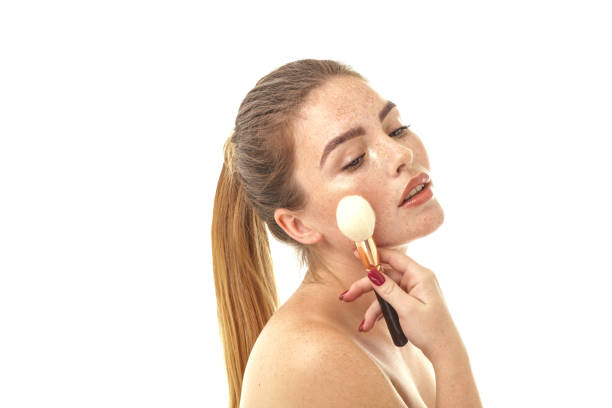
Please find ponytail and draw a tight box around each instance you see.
[211,136,279,408]
[212,59,367,407]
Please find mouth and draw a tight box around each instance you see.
[398,172,431,207]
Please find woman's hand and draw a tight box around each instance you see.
[341,246,462,361]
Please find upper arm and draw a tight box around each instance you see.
[241,325,408,408]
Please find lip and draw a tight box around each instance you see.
[398,172,431,207]
[399,182,433,208]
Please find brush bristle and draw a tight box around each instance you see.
[336,195,376,242]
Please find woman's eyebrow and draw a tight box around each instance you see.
[379,100,396,122]
[319,101,396,168]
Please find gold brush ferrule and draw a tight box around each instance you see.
[355,237,382,272]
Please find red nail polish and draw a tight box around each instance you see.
[339,289,349,300]
[368,269,385,286]
[358,319,365,332]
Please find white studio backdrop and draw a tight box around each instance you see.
[1,1,611,407]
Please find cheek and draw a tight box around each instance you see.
[326,171,387,208]
[313,169,390,234]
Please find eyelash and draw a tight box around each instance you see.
[342,125,411,171]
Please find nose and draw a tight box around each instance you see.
[383,140,413,176]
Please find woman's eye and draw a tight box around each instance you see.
[342,153,365,171]
[389,125,411,138]
[341,125,411,172]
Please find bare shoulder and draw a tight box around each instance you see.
[240,317,408,408]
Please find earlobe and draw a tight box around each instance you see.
[274,208,323,245]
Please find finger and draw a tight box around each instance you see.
[377,247,428,276]
[352,246,403,282]
[354,246,428,290]
[377,247,434,291]
[378,265,404,285]
[367,267,425,312]
[361,300,382,332]
[340,276,373,302]
[341,268,403,302]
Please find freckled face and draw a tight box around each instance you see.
[290,76,444,252]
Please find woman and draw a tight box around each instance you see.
[212,59,482,407]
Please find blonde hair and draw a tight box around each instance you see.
[211,59,364,408]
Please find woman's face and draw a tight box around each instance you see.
[288,75,444,254]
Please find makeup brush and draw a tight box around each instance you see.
[336,195,408,347]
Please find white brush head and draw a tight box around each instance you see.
[336,195,376,242]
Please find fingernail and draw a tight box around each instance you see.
[358,319,365,332]
[368,268,385,286]
[339,289,349,301]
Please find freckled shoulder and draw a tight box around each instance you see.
[240,318,408,408]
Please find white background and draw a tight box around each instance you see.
[1,1,611,407]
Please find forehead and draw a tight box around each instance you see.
[291,76,384,149]
[295,76,381,128]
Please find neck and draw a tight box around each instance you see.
[296,240,408,334]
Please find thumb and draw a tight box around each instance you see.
[367,267,422,311]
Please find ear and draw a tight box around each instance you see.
[274,208,323,245]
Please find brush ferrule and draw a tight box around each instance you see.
[355,237,380,271]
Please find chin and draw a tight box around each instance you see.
[377,204,445,248]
